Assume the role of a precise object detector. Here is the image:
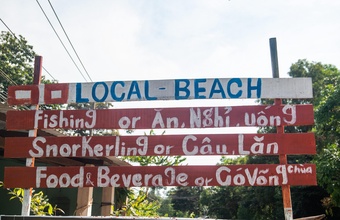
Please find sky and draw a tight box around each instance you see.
[1,0,340,165]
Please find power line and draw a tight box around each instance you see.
[42,66,56,81]
[48,0,93,82]
[0,69,18,85]
[0,18,57,81]
[0,69,31,110]
[36,0,89,82]
[0,18,16,36]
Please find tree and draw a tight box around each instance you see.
[0,31,57,108]
[315,82,340,151]
[205,186,241,219]
[0,31,63,215]
[0,31,35,97]
[104,59,340,219]
[114,189,160,217]
[289,60,340,216]
[270,59,340,218]
[0,181,63,215]
[288,59,340,107]
[217,156,283,219]
[205,59,340,219]
[168,186,202,217]
[157,196,175,217]
[315,82,340,218]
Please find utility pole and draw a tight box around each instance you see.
[21,56,42,216]
[270,38,293,220]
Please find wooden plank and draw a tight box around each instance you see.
[75,187,93,216]
[4,164,317,188]
[4,133,316,158]
[6,104,314,130]
[21,56,42,216]
[270,38,293,220]
[75,164,94,216]
[0,136,4,148]
[101,187,115,216]
[7,78,313,105]
[37,157,85,166]
[278,101,293,220]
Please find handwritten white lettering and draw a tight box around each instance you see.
[36,166,84,188]
[34,109,96,129]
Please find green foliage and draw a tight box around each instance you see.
[219,155,248,165]
[120,130,186,217]
[310,62,340,212]
[315,86,340,151]
[204,186,239,219]
[168,186,202,217]
[123,155,185,166]
[119,155,185,217]
[288,59,340,106]
[114,188,160,217]
[0,31,35,94]
[0,31,56,84]
[191,59,340,219]
[157,196,175,217]
[236,187,283,220]
[291,186,328,218]
[0,31,58,110]
[0,181,64,216]
[0,31,64,215]
[216,157,283,219]
[316,144,340,206]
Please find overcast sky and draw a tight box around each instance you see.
[2,0,340,82]
[1,0,340,164]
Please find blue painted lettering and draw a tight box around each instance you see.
[144,81,157,100]
[111,81,125,101]
[194,79,206,99]
[127,81,142,100]
[175,79,190,100]
[92,82,109,102]
[247,78,262,98]
[227,78,242,98]
[76,83,89,103]
[74,78,264,103]
[209,79,226,98]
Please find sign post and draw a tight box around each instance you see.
[270,37,293,220]
[4,49,316,218]
[21,56,42,216]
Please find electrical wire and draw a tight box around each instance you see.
[48,0,93,82]
[36,0,89,82]
[0,18,16,36]
[0,91,8,101]
[42,66,56,81]
[0,18,57,81]
[0,69,18,86]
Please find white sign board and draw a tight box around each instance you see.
[8,78,313,105]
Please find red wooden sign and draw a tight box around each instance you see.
[4,164,317,188]
[4,133,316,158]
[6,104,314,130]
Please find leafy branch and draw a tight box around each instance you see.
[0,181,64,216]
